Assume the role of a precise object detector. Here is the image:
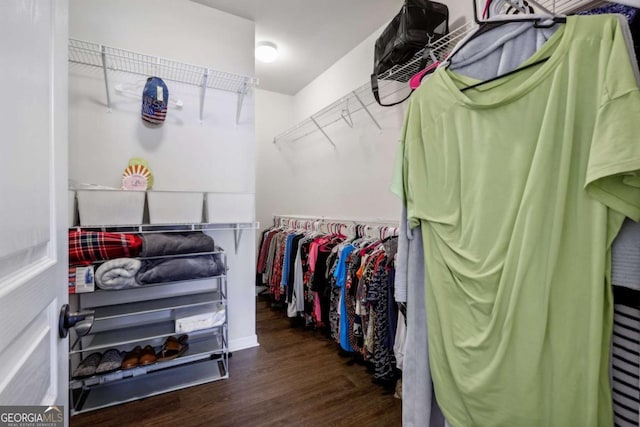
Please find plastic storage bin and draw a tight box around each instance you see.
[77,190,145,226]
[147,191,204,224]
[206,193,254,223]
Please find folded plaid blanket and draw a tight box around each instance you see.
[69,231,143,264]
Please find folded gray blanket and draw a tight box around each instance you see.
[95,258,142,290]
[140,232,215,257]
[136,254,225,284]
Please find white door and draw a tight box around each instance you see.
[0,0,69,420]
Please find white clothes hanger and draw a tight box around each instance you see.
[486,0,547,18]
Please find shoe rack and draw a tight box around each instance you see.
[67,224,232,416]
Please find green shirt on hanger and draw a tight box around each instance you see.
[394,15,640,427]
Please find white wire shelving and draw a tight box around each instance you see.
[272,21,476,147]
[68,39,258,123]
[273,0,638,146]
[70,222,259,254]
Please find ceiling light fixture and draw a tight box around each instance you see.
[255,41,279,63]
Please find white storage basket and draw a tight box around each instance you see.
[206,193,254,223]
[147,191,204,224]
[77,190,145,226]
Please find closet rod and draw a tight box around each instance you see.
[273,214,398,226]
[274,215,400,238]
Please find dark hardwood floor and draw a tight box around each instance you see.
[71,297,402,427]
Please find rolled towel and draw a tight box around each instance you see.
[95,258,142,290]
[140,232,215,257]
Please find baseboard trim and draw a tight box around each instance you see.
[229,334,259,352]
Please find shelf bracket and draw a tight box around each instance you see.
[340,99,354,128]
[100,45,112,111]
[310,117,336,147]
[352,91,381,131]
[236,81,248,125]
[200,69,210,122]
[233,226,243,254]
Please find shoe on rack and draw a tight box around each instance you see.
[95,349,124,375]
[157,335,189,362]
[72,352,102,379]
[139,345,157,366]
[121,346,142,370]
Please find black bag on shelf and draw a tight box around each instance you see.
[371,0,449,107]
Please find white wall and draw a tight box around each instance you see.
[69,0,258,351]
[255,89,295,230]
[69,0,253,77]
[293,28,384,122]
[256,89,405,226]
[255,86,407,227]
[256,0,473,230]
[256,27,406,230]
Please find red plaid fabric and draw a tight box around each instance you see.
[69,231,143,264]
[257,230,277,273]
[68,267,77,294]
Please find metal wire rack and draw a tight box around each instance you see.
[273,0,638,146]
[272,21,478,146]
[532,0,638,12]
[68,38,258,123]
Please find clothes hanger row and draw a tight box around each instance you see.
[272,217,398,239]
[409,0,566,90]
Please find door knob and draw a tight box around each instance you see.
[58,304,95,338]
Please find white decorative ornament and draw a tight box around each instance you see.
[121,164,150,190]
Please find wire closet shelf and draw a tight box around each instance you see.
[272,0,634,146]
[69,39,257,93]
[68,38,258,122]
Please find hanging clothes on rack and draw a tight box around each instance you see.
[394,13,640,427]
[256,217,401,386]
[610,218,640,427]
[394,207,448,427]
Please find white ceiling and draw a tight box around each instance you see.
[191,0,403,95]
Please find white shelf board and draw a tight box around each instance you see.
[70,334,226,390]
[77,277,223,308]
[70,221,259,233]
[85,274,226,296]
[70,358,228,415]
[71,321,223,354]
[92,291,222,320]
